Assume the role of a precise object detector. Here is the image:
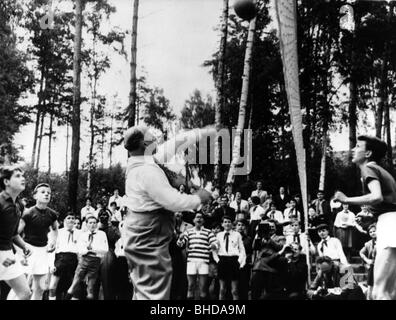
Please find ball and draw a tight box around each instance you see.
[233,0,257,21]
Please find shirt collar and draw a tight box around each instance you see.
[0,190,18,203]
[127,155,155,166]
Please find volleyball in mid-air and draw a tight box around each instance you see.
[233,0,257,21]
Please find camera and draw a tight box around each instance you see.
[256,222,272,239]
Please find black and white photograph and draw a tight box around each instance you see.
[1,0,396,305]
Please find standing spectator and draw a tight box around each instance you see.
[208,223,222,300]
[97,209,120,300]
[315,224,348,267]
[215,216,246,300]
[229,191,249,220]
[80,198,96,221]
[170,212,192,300]
[359,224,377,300]
[48,213,81,300]
[334,204,356,260]
[94,202,104,218]
[224,184,235,204]
[66,216,108,300]
[251,221,287,299]
[248,196,266,237]
[114,220,133,300]
[177,212,217,300]
[274,186,290,213]
[251,181,268,205]
[108,189,122,209]
[19,183,59,300]
[283,243,308,300]
[235,219,252,300]
[311,190,331,226]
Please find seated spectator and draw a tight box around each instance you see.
[251,181,268,205]
[80,198,96,221]
[108,189,122,209]
[230,191,249,220]
[283,243,308,300]
[285,219,315,255]
[307,256,341,300]
[265,202,284,224]
[359,223,376,300]
[210,196,236,227]
[248,196,266,237]
[283,199,302,222]
[223,184,235,204]
[316,224,348,267]
[274,186,290,212]
[307,207,328,244]
[333,204,356,260]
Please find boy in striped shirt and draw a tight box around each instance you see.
[177,212,217,300]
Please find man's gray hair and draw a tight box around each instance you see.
[124,125,150,151]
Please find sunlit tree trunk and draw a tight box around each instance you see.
[127,0,139,128]
[69,0,83,213]
[214,0,228,185]
[226,16,256,184]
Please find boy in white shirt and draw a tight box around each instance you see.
[215,216,246,300]
[48,212,81,300]
[66,215,108,300]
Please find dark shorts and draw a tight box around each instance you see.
[218,256,240,281]
[367,265,374,286]
[54,252,78,277]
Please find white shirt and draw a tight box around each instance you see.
[77,229,109,258]
[250,205,266,221]
[216,230,246,268]
[251,190,268,203]
[317,236,348,265]
[334,210,356,228]
[230,199,250,213]
[283,207,301,221]
[266,210,284,223]
[81,206,96,220]
[108,195,123,208]
[124,155,201,212]
[285,232,315,255]
[56,228,82,254]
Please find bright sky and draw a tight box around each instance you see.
[13,0,391,173]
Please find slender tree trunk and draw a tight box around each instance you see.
[69,0,83,213]
[214,0,229,185]
[48,111,53,174]
[36,111,46,170]
[66,112,70,174]
[31,68,45,167]
[319,133,327,191]
[109,111,114,168]
[226,15,256,184]
[31,110,41,168]
[127,0,139,128]
[87,35,97,197]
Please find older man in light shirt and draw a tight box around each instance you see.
[123,125,212,300]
